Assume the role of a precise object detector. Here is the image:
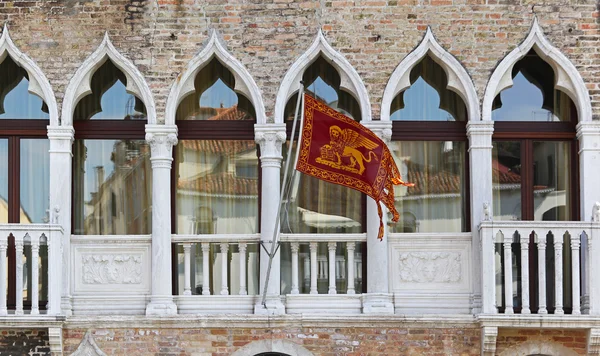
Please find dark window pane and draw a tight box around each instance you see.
[176,59,255,121]
[391,56,467,122]
[492,141,522,221]
[0,139,7,223]
[73,60,147,121]
[0,56,48,120]
[388,141,467,233]
[533,141,571,221]
[73,139,152,234]
[175,140,259,234]
[492,51,573,122]
[20,139,49,224]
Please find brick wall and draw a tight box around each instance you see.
[63,326,481,355]
[0,329,49,356]
[495,328,587,355]
[0,1,596,122]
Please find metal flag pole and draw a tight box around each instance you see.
[260,82,305,308]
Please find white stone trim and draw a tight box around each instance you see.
[71,330,106,356]
[231,339,315,356]
[61,32,156,126]
[165,29,266,125]
[482,17,592,122]
[274,30,371,123]
[380,27,479,122]
[497,340,579,356]
[0,25,58,126]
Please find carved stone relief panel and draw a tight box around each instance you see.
[398,252,461,283]
[82,254,143,284]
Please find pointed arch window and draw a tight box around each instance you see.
[388,55,469,233]
[0,54,50,311]
[72,59,152,235]
[173,57,259,295]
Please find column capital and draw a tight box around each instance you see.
[466,121,494,150]
[577,121,600,152]
[362,121,392,144]
[145,125,178,167]
[47,125,74,154]
[255,124,286,167]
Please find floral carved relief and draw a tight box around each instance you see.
[82,254,143,284]
[398,252,461,283]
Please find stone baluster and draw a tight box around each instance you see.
[537,233,548,314]
[31,234,40,315]
[328,242,337,294]
[291,243,300,294]
[519,231,531,314]
[201,242,210,295]
[239,243,247,295]
[0,237,7,315]
[347,242,356,295]
[220,243,229,295]
[554,232,565,315]
[183,243,192,296]
[15,234,24,315]
[502,232,513,314]
[310,242,318,294]
[571,232,582,315]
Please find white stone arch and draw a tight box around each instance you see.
[497,340,579,356]
[380,27,479,122]
[61,32,156,126]
[230,339,315,356]
[0,25,58,126]
[165,29,266,125]
[482,17,592,122]
[274,30,371,123]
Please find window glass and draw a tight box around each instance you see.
[176,59,255,121]
[390,56,467,122]
[492,141,522,221]
[73,60,146,121]
[388,141,466,233]
[73,139,152,234]
[20,139,49,224]
[0,56,48,120]
[175,140,259,234]
[0,139,7,223]
[533,141,571,221]
[492,51,573,122]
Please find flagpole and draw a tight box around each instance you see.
[260,82,305,308]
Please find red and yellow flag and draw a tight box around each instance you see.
[295,94,414,240]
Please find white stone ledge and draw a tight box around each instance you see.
[279,233,366,243]
[70,235,151,243]
[479,314,600,329]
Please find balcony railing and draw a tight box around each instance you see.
[0,224,62,316]
[480,220,593,315]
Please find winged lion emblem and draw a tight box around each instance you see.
[316,125,379,175]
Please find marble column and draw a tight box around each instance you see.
[361,121,394,314]
[254,124,286,315]
[467,121,494,314]
[577,121,600,314]
[145,124,178,316]
[48,125,74,316]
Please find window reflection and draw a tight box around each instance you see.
[73,140,152,234]
[388,141,466,233]
[73,60,146,121]
[390,56,467,122]
[492,50,573,122]
[20,139,49,224]
[176,59,255,121]
[0,56,48,120]
[0,139,7,223]
[533,141,570,221]
[492,141,522,221]
[175,140,259,234]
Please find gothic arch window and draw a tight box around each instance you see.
[387,55,469,233]
[71,59,151,235]
[0,54,50,311]
[172,56,259,296]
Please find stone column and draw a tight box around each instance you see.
[145,124,178,316]
[576,122,600,314]
[361,121,394,314]
[254,124,286,315]
[48,125,74,316]
[467,121,494,314]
